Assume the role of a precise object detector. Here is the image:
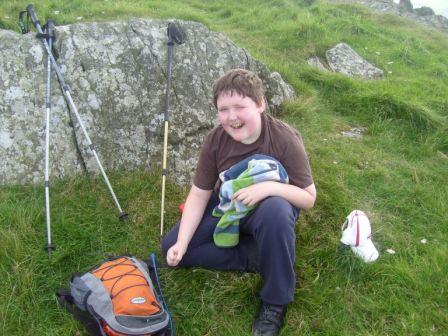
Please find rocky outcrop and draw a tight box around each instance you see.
[414,7,435,17]
[399,0,413,12]
[0,19,295,186]
[326,0,448,32]
[307,43,383,79]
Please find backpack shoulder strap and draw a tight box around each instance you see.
[56,289,103,336]
[150,254,174,336]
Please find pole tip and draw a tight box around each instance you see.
[45,244,55,257]
[119,212,129,222]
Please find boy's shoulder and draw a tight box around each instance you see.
[265,114,303,141]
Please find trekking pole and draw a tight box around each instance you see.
[160,23,186,236]
[43,20,55,257]
[23,5,128,222]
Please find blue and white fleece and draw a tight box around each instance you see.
[212,154,289,247]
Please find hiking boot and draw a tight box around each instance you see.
[252,302,287,336]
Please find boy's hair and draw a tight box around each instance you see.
[212,69,265,108]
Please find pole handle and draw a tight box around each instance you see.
[45,19,55,39]
[167,22,186,45]
[26,4,40,28]
[19,11,29,34]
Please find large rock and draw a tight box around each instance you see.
[399,0,413,12]
[326,43,383,79]
[414,7,435,17]
[0,30,81,184]
[0,19,295,186]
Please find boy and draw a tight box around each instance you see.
[162,69,316,336]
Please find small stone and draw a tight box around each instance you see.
[307,56,328,72]
[420,239,427,244]
[386,249,396,254]
[341,127,366,139]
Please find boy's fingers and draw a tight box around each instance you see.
[171,255,180,265]
[233,187,247,199]
[234,192,246,200]
[167,247,183,266]
[167,256,178,266]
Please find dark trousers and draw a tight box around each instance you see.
[161,193,300,305]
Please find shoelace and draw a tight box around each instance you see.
[259,305,284,327]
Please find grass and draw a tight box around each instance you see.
[1,0,447,335]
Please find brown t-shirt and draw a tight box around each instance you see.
[194,113,313,191]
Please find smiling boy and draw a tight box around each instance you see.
[162,69,316,336]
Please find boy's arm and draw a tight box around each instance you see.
[233,181,316,210]
[166,185,212,266]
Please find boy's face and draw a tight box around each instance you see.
[216,91,265,144]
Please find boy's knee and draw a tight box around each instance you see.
[259,197,298,221]
[253,197,299,235]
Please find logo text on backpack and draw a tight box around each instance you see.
[131,297,147,304]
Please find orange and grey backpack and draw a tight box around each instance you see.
[57,254,172,336]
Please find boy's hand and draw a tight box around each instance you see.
[232,181,274,206]
[166,241,188,266]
